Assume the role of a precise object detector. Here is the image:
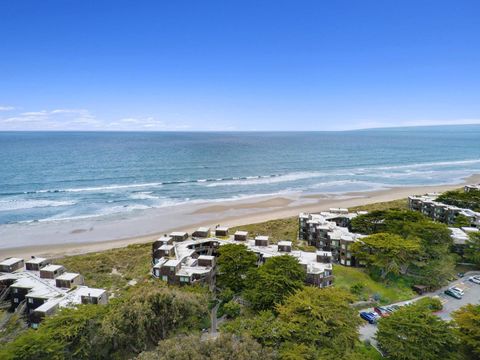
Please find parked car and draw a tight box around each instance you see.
[374,306,390,317]
[444,288,462,299]
[360,312,378,324]
[457,272,465,278]
[468,276,480,284]
[451,287,465,296]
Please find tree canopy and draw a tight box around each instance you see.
[376,304,459,360]
[436,189,480,212]
[464,232,480,266]
[351,233,421,279]
[217,243,258,293]
[244,255,305,311]
[452,304,480,359]
[136,334,277,360]
[0,283,209,360]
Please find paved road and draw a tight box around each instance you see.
[359,272,480,345]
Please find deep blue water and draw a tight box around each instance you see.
[1,126,480,224]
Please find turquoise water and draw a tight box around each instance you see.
[1,125,480,225]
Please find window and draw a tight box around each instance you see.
[346,260,351,266]
[28,298,33,304]
[161,275,168,282]
[13,288,18,293]
[180,276,190,283]
[14,298,19,303]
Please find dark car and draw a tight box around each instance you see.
[373,306,390,317]
[444,288,462,299]
[360,311,378,324]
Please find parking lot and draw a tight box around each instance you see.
[359,272,480,345]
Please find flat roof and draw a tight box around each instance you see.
[216,226,229,231]
[170,231,188,236]
[159,244,174,250]
[164,259,181,267]
[234,230,248,236]
[25,257,48,265]
[56,272,80,281]
[157,236,172,241]
[196,227,210,232]
[255,235,269,241]
[0,257,23,266]
[40,264,64,272]
[277,241,292,246]
[198,255,215,260]
[76,287,106,298]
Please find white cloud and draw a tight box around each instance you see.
[0,107,192,131]
[0,105,15,111]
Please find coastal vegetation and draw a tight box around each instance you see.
[350,209,456,288]
[231,217,298,244]
[376,301,459,360]
[0,283,209,359]
[436,188,480,212]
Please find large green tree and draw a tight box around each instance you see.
[351,233,421,279]
[224,287,361,360]
[136,334,277,360]
[217,243,258,293]
[276,287,360,359]
[452,304,480,359]
[376,304,459,360]
[244,255,305,311]
[464,232,480,266]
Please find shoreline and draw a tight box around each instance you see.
[2,174,480,259]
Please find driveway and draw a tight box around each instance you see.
[359,271,480,345]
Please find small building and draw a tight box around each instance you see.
[40,265,65,279]
[0,258,25,273]
[156,244,175,258]
[30,300,59,328]
[197,255,215,268]
[170,231,189,242]
[192,227,210,238]
[152,236,173,250]
[79,288,109,305]
[55,272,84,289]
[215,226,229,237]
[316,251,333,264]
[234,230,248,241]
[158,259,182,283]
[255,235,269,247]
[277,241,292,253]
[25,257,50,271]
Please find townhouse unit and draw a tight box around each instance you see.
[465,184,480,192]
[299,210,366,266]
[408,193,480,227]
[0,257,108,328]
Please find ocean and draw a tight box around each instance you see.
[1,125,480,225]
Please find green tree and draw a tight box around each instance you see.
[217,244,258,293]
[452,304,480,359]
[376,304,459,360]
[101,284,208,353]
[136,334,277,360]
[464,232,480,266]
[276,287,360,359]
[351,233,421,278]
[0,305,108,360]
[223,300,241,318]
[244,255,305,311]
[453,214,472,228]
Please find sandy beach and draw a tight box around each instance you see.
[1,174,479,260]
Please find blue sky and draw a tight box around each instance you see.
[0,0,479,131]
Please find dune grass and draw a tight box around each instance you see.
[333,265,416,305]
[231,217,298,244]
[349,198,408,212]
[56,243,152,293]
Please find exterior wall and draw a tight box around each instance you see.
[56,275,84,289]
[278,245,291,252]
[10,286,30,309]
[215,229,229,237]
[81,293,108,305]
[234,234,248,241]
[255,239,269,247]
[40,267,65,279]
[25,260,49,271]
[171,234,188,242]
[192,230,210,238]
[0,260,25,273]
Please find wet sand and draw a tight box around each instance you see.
[1,174,479,260]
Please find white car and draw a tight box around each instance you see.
[451,287,465,296]
[469,276,480,284]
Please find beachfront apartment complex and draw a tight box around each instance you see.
[408,192,480,227]
[299,209,367,267]
[151,228,334,289]
[0,257,108,328]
